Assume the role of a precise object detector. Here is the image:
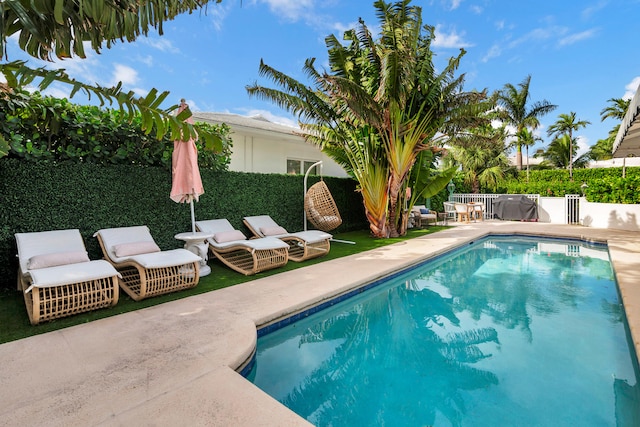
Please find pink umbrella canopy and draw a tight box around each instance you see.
[170,100,204,232]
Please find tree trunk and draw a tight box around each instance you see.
[365,207,388,238]
[516,145,523,170]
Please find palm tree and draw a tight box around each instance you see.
[538,134,590,169]
[517,127,542,181]
[547,112,590,178]
[444,123,509,193]
[587,97,631,161]
[600,97,631,122]
[0,0,224,156]
[495,75,557,170]
[247,0,490,237]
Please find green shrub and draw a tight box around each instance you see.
[474,167,640,202]
[0,91,232,170]
[0,159,367,291]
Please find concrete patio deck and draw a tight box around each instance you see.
[1,222,639,426]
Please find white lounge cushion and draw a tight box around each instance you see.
[16,229,88,274]
[94,226,200,267]
[244,215,332,242]
[210,236,289,250]
[289,230,333,244]
[123,249,201,269]
[28,250,90,270]
[24,260,120,293]
[213,230,246,243]
[260,226,288,236]
[113,241,161,257]
[94,226,158,262]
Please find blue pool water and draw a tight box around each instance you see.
[247,236,640,426]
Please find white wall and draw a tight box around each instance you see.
[459,194,640,231]
[537,197,565,223]
[228,129,348,177]
[536,197,640,231]
[580,199,640,231]
[194,112,349,177]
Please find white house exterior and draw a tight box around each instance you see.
[192,112,349,178]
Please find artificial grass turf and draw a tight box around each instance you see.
[0,227,446,344]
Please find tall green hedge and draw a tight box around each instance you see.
[488,167,640,202]
[0,159,367,291]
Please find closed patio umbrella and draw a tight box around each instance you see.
[170,99,204,233]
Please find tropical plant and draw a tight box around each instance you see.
[587,133,615,161]
[587,97,631,161]
[536,134,590,170]
[247,0,489,237]
[546,112,590,178]
[516,126,543,179]
[600,97,631,122]
[444,123,510,193]
[495,75,557,170]
[0,89,233,169]
[0,0,224,157]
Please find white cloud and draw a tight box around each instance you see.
[449,0,463,10]
[433,25,473,49]
[576,135,590,158]
[112,64,139,86]
[137,55,154,67]
[495,20,505,30]
[187,99,200,111]
[139,37,179,53]
[482,44,502,63]
[41,86,72,100]
[260,0,314,22]
[581,1,608,20]
[470,5,483,14]
[558,28,597,47]
[508,25,567,49]
[623,76,640,99]
[131,87,149,98]
[209,1,234,31]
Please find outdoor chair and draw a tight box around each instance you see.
[195,219,289,275]
[411,205,439,227]
[243,215,332,262]
[470,202,485,221]
[94,225,201,301]
[443,202,456,224]
[454,203,471,223]
[304,181,342,232]
[15,229,121,325]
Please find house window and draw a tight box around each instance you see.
[287,159,319,175]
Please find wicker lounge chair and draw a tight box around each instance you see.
[195,219,289,275]
[94,225,201,301]
[15,229,121,325]
[243,215,331,262]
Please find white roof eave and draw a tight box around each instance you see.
[612,84,640,158]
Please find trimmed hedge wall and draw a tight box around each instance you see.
[491,167,640,201]
[0,159,367,291]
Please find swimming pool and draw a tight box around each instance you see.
[247,236,640,426]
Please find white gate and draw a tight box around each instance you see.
[565,194,580,225]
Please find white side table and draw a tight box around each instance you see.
[174,232,213,276]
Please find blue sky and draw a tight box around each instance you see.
[4,0,640,157]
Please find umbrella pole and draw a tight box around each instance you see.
[190,199,196,233]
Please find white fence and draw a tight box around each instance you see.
[449,193,640,231]
[450,193,539,221]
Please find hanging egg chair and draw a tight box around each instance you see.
[304,181,342,232]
